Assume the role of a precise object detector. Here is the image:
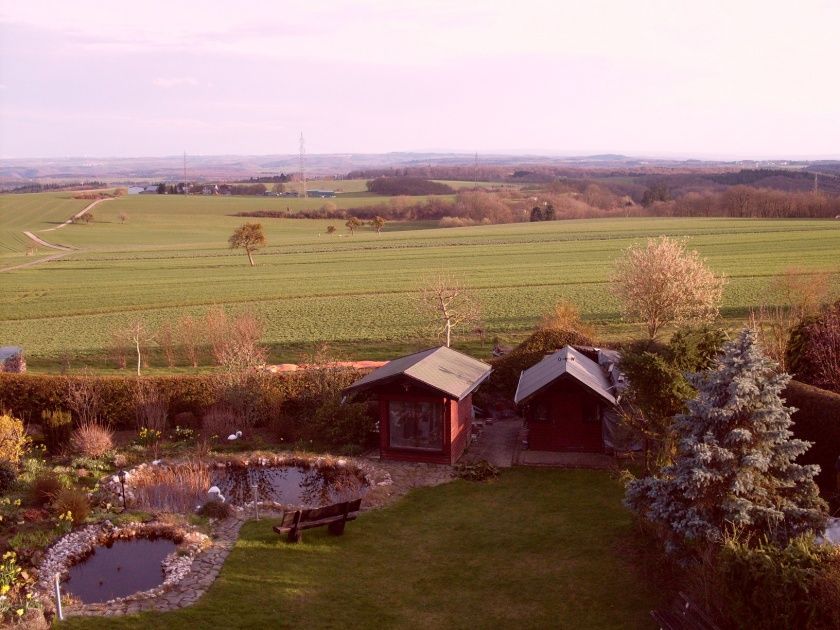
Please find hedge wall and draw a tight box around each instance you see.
[785,379,840,492]
[0,370,364,431]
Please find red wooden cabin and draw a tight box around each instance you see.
[342,347,492,465]
[515,346,618,452]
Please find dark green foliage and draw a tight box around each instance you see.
[454,459,499,481]
[41,408,72,454]
[713,536,840,630]
[366,176,454,196]
[786,314,821,383]
[0,460,17,494]
[488,327,594,397]
[29,473,63,506]
[666,325,727,372]
[784,380,840,494]
[197,500,234,519]
[641,183,671,206]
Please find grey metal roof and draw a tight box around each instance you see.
[343,346,492,400]
[0,347,22,361]
[514,345,616,405]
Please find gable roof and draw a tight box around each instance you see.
[514,345,616,406]
[342,346,492,401]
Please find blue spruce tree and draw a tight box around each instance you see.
[625,328,826,549]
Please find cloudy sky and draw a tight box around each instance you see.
[1,0,838,159]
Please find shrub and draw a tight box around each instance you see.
[784,380,840,493]
[197,500,234,519]
[487,327,595,397]
[28,473,63,506]
[712,536,840,630]
[307,399,373,448]
[201,406,241,439]
[0,414,29,463]
[70,421,113,458]
[41,408,72,454]
[0,460,17,494]
[52,487,90,525]
[454,460,499,481]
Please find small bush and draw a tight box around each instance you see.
[0,414,29,463]
[0,460,17,494]
[29,473,63,506]
[197,500,234,519]
[201,406,241,439]
[70,421,113,458]
[52,487,91,525]
[713,536,840,630]
[454,459,499,481]
[41,408,72,454]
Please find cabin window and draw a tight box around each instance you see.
[532,402,550,423]
[388,400,444,451]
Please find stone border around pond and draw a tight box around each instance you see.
[36,520,211,616]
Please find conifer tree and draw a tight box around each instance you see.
[625,328,826,548]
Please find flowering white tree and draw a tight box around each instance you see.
[625,328,826,549]
[612,236,725,339]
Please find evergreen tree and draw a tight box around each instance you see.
[625,328,826,549]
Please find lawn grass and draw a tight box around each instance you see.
[61,468,660,629]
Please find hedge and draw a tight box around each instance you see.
[785,379,840,492]
[0,369,365,432]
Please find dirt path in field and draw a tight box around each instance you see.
[42,196,114,231]
[0,197,116,273]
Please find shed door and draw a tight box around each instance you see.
[551,393,602,452]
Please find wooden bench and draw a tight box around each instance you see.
[651,592,721,630]
[273,498,362,543]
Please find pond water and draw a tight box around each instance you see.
[63,537,176,604]
[212,466,368,507]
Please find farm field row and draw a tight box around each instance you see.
[1,189,839,370]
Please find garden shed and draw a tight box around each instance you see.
[515,346,622,452]
[342,347,492,465]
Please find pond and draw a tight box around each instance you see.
[212,465,368,507]
[63,537,177,604]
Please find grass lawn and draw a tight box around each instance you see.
[62,469,660,629]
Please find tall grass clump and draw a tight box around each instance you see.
[70,421,113,458]
[41,408,72,454]
[131,460,211,512]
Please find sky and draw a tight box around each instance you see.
[1,0,839,160]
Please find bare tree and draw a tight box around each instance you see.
[215,311,267,371]
[66,372,101,425]
[748,305,798,371]
[228,222,266,266]
[611,236,725,339]
[418,273,482,347]
[156,321,177,368]
[345,217,361,235]
[806,304,840,391]
[125,320,155,376]
[133,379,169,431]
[108,329,131,369]
[326,225,336,234]
[370,216,386,234]
[769,265,831,319]
[176,315,201,368]
[118,212,129,224]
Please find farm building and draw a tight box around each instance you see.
[0,346,26,373]
[127,186,144,195]
[515,346,625,453]
[306,189,336,198]
[342,346,492,465]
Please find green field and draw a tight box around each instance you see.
[2,191,839,370]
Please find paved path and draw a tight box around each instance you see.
[462,418,522,467]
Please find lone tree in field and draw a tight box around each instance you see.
[125,320,155,376]
[326,225,336,234]
[229,223,266,267]
[370,216,386,234]
[612,236,724,339]
[418,273,481,347]
[625,328,826,550]
[345,217,362,235]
